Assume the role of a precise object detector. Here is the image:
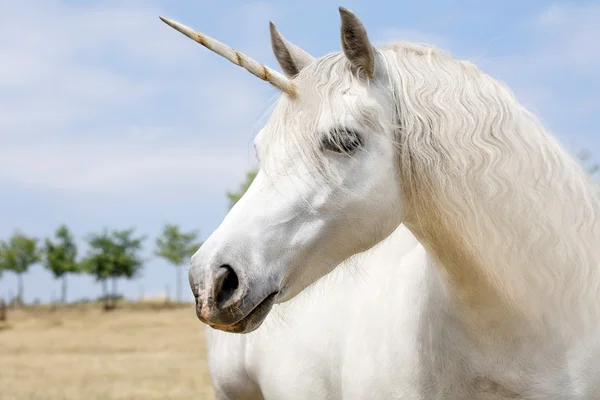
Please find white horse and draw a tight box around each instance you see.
[161,7,600,399]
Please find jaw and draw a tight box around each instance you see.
[205,292,279,334]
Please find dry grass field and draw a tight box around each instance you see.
[0,302,215,400]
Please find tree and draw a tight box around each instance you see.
[0,232,40,305]
[81,230,113,309]
[226,169,257,210]
[155,224,202,302]
[43,225,80,304]
[110,229,146,301]
[82,228,145,310]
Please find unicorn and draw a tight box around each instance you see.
[160,7,600,399]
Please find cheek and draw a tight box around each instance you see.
[340,148,403,224]
[346,144,399,197]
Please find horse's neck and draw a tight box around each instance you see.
[405,110,600,338]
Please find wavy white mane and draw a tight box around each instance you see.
[390,43,599,333]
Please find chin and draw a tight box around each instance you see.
[207,292,277,334]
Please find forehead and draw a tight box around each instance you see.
[255,54,379,148]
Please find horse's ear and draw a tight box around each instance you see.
[270,22,315,78]
[339,7,375,79]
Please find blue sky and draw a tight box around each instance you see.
[1,0,598,303]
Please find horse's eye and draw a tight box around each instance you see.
[321,128,363,155]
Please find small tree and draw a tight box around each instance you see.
[110,228,146,301]
[226,169,257,210]
[155,224,202,302]
[82,228,145,310]
[0,232,40,306]
[81,230,113,309]
[43,225,80,304]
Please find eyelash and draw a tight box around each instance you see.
[321,128,363,155]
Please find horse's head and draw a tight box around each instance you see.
[163,8,406,333]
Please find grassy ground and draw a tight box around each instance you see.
[0,302,215,400]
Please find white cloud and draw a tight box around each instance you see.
[0,1,200,132]
[521,2,600,77]
[0,0,277,200]
[0,134,253,197]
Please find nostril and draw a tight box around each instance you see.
[215,265,239,307]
